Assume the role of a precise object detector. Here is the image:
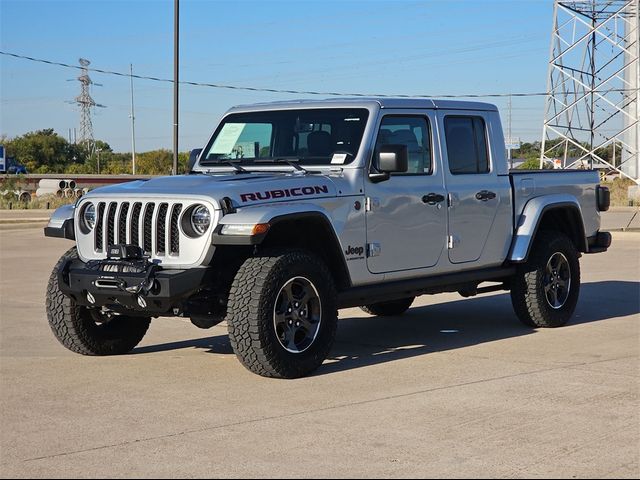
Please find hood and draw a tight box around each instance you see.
[86,172,339,209]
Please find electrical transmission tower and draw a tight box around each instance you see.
[541,0,639,182]
[72,58,105,153]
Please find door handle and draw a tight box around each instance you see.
[422,193,445,205]
[475,190,496,202]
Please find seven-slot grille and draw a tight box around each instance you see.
[92,201,183,256]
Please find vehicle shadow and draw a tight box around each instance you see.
[132,281,639,375]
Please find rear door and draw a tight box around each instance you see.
[439,112,510,265]
[364,111,447,273]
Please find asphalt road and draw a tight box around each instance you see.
[0,227,638,478]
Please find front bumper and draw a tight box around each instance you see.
[58,257,211,315]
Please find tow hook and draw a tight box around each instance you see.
[124,264,159,296]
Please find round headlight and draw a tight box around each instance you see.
[190,205,211,235]
[83,203,96,231]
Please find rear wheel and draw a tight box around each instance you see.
[227,250,338,379]
[511,231,580,328]
[46,247,151,355]
[360,297,415,317]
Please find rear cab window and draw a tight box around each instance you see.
[444,116,490,174]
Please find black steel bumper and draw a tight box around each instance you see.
[58,258,211,315]
[587,231,612,254]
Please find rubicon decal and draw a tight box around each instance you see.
[240,185,329,202]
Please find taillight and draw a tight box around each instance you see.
[596,185,610,212]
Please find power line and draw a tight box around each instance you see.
[1,50,638,99]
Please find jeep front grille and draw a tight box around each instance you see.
[77,197,216,268]
[93,200,183,257]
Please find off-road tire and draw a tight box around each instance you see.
[227,249,338,379]
[511,231,580,328]
[360,297,415,317]
[46,247,151,355]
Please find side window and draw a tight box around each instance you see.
[376,116,432,175]
[444,116,489,174]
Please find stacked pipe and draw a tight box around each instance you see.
[36,179,66,198]
[36,179,80,198]
[16,190,31,202]
[0,189,32,202]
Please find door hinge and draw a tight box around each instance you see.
[367,242,382,257]
[447,235,460,249]
[365,197,380,212]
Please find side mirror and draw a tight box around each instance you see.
[378,144,408,173]
[369,144,408,183]
[188,148,202,173]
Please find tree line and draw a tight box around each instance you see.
[1,129,189,175]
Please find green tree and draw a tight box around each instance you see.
[5,129,69,171]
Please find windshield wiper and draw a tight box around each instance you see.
[216,160,248,173]
[256,157,307,173]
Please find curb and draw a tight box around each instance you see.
[0,219,49,224]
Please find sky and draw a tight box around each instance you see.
[1,0,553,152]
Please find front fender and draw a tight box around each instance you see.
[509,194,585,263]
[213,202,334,245]
[44,204,75,240]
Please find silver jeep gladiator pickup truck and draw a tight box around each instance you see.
[44,98,611,378]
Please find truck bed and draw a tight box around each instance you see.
[509,169,600,239]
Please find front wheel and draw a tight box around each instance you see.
[510,231,581,328]
[226,250,338,379]
[46,247,151,355]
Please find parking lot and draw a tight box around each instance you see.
[0,226,638,478]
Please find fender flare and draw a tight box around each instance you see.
[213,202,336,245]
[509,194,587,263]
[44,204,75,240]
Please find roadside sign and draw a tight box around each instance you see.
[0,145,5,172]
[505,138,521,150]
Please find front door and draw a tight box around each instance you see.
[365,112,447,274]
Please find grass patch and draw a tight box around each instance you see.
[0,195,75,210]
[601,177,638,207]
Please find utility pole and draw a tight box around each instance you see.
[129,63,137,175]
[507,94,512,168]
[173,0,179,175]
[96,148,102,174]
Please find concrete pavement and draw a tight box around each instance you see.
[0,227,638,478]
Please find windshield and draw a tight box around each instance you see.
[200,108,369,167]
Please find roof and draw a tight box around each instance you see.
[229,97,498,113]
